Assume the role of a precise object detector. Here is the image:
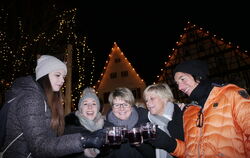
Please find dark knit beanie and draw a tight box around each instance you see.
[173,60,209,79]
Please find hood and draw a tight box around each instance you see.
[5,75,44,101]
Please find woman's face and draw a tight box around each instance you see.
[174,72,199,96]
[79,98,98,121]
[49,69,66,92]
[144,92,166,115]
[112,97,132,120]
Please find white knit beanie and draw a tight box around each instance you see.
[35,55,67,80]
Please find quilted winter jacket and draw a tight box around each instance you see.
[172,84,250,158]
[2,76,83,158]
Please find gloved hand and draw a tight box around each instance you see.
[149,127,177,153]
[81,128,106,148]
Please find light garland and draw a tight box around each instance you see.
[156,21,249,82]
[0,7,96,111]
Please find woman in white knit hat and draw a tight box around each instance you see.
[1,55,106,158]
[64,87,106,158]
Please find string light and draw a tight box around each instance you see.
[156,21,249,83]
[95,42,145,90]
[0,7,96,111]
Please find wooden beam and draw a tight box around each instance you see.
[64,44,72,115]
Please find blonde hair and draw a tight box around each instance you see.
[108,87,135,106]
[143,83,174,102]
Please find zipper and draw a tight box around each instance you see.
[197,108,203,158]
[1,133,23,156]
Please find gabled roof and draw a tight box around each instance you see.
[95,42,145,92]
[94,42,146,114]
[159,21,249,71]
[156,21,250,102]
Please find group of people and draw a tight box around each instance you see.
[0,54,249,158]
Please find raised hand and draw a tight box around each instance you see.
[81,128,106,148]
[148,127,177,153]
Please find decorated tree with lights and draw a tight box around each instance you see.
[70,36,96,110]
[0,8,36,96]
[0,4,96,110]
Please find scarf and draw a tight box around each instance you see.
[75,111,104,132]
[107,107,138,130]
[148,102,174,158]
[75,111,104,156]
[189,79,213,108]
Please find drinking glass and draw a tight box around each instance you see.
[120,126,128,143]
[126,127,143,145]
[140,122,157,141]
[106,127,123,145]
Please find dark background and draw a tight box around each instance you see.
[69,2,250,85]
[1,1,249,85]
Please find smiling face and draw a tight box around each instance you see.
[112,97,132,120]
[79,98,98,121]
[144,92,166,115]
[174,72,199,96]
[48,69,66,92]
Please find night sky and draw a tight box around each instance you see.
[2,1,249,85]
[70,2,250,85]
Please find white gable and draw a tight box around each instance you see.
[96,42,146,114]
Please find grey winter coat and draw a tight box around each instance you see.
[3,76,83,158]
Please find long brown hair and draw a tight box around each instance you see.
[37,75,65,136]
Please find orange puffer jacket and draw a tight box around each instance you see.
[172,84,250,158]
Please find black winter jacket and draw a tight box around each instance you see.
[62,112,107,158]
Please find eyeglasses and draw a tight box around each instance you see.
[196,110,203,128]
[113,103,130,109]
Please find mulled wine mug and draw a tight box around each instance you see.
[140,122,157,141]
[105,123,156,146]
[126,127,143,145]
[106,126,123,145]
[120,126,128,143]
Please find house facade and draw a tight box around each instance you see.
[95,42,146,115]
[156,21,250,103]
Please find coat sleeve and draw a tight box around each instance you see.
[231,88,250,157]
[171,139,185,158]
[17,93,83,158]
